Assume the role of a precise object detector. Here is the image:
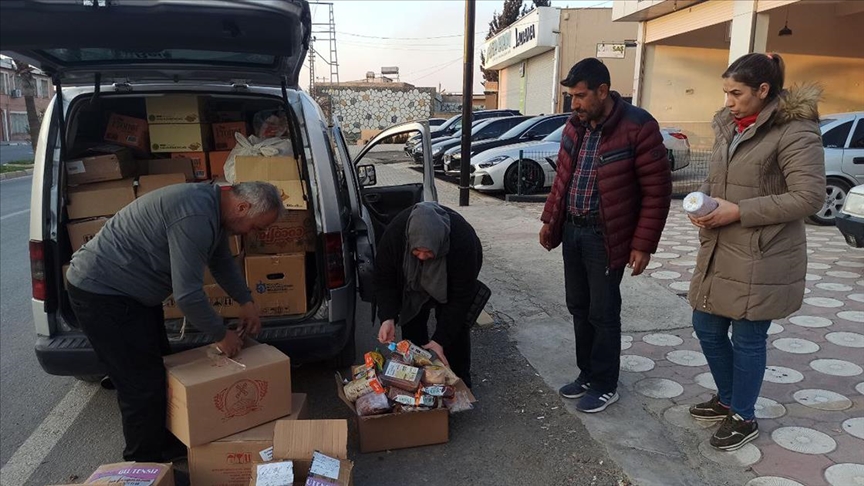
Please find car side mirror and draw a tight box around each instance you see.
[357,164,377,187]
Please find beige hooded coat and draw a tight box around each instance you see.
[688,85,826,321]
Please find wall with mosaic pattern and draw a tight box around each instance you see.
[312,84,437,142]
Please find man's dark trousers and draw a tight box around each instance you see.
[68,284,175,462]
[562,221,625,394]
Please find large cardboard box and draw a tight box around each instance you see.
[150,123,211,153]
[188,393,308,486]
[163,284,244,319]
[244,210,315,255]
[245,254,307,316]
[146,94,208,124]
[335,373,475,453]
[66,145,136,185]
[67,217,108,252]
[67,178,136,220]
[203,252,245,286]
[213,122,248,151]
[209,150,231,180]
[103,114,149,153]
[146,157,196,181]
[172,152,209,180]
[272,420,351,483]
[164,343,293,447]
[69,462,174,485]
[137,173,186,198]
[234,156,307,210]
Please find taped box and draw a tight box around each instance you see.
[244,210,315,255]
[164,342,292,446]
[103,114,149,153]
[49,462,174,486]
[67,217,108,253]
[150,124,211,153]
[188,393,308,486]
[245,254,307,316]
[172,152,209,180]
[66,145,136,185]
[137,173,186,198]
[268,420,352,485]
[144,157,196,181]
[234,156,306,210]
[66,178,135,220]
[146,94,208,124]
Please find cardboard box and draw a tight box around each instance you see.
[188,393,309,486]
[67,217,108,252]
[164,343,293,447]
[80,462,173,485]
[203,252,245,286]
[272,420,350,483]
[214,122,248,151]
[245,254,307,316]
[137,173,186,198]
[67,178,136,220]
[150,123,211,153]
[66,145,136,185]
[209,150,231,179]
[234,156,307,210]
[104,114,149,153]
[244,210,315,255]
[163,284,244,319]
[146,157,196,181]
[172,152,209,180]
[335,373,475,453]
[146,94,208,124]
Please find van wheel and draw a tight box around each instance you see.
[809,178,851,226]
[75,374,104,383]
[332,329,357,369]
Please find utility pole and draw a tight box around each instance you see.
[459,0,476,207]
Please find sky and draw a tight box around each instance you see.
[300,0,612,93]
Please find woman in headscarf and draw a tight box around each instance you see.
[374,202,483,386]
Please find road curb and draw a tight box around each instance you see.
[0,168,34,181]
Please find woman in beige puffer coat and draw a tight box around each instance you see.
[685,53,825,452]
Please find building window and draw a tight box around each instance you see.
[10,112,30,135]
[0,72,10,95]
[37,78,51,98]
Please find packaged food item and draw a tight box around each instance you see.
[351,364,370,381]
[254,109,289,139]
[444,390,475,414]
[415,390,437,408]
[388,340,436,366]
[422,385,455,398]
[380,359,423,392]
[683,191,719,217]
[422,366,448,385]
[387,387,416,407]
[364,350,385,371]
[342,373,385,402]
[355,390,391,416]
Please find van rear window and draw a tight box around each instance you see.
[40,48,276,66]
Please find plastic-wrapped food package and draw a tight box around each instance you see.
[380,359,423,391]
[422,366,447,385]
[388,340,436,366]
[422,385,455,398]
[683,192,719,217]
[444,390,475,414]
[254,109,289,139]
[343,373,385,402]
[355,390,391,416]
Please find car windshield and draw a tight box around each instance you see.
[500,117,543,140]
[469,120,495,136]
[543,125,565,142]
[439,114,463,131]
[451,120,486,138]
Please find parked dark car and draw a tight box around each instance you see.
[415,116,531,167]
[404,109,522,154]
[443,114,568,172]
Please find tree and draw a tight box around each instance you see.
[480,0,524,84]
[12,59,42,151]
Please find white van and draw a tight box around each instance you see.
[0,0,436,379]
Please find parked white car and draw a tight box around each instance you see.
[811,112,864,225]
[459,125,692,195]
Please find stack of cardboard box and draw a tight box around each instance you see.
[235,154,311,318]
[146,95,212,181]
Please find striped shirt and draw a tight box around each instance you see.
[567,126,602,215]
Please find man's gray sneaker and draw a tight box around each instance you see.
[559,377,590,399]
[575,389,619,413]
[689,394,730,422]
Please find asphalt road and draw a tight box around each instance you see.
[0,174,623,486]
[0,144,34,164]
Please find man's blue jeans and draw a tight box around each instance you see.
[692,309,771,420]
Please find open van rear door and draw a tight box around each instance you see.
[336,122,437,303]
[0,0,310,87]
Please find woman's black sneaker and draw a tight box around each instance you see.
[689,395,730,422]
[710,414,759,451]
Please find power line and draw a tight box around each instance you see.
[406,56,464,83]
[337,31,487,40]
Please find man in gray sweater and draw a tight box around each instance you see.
[66,181,282,462]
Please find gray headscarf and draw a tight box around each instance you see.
[399,202,451,324]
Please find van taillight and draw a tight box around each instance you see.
[29,240,47,300]
[324,232,346,289]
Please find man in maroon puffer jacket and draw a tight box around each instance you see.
[540,58,672,413]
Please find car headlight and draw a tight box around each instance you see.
[478,155,510,169]
[452,152,462,160]
[842,191,864,218]
[433,146,443,156]
[413,146,422,154]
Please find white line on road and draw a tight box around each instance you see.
[0,209,29,221]
[0,381,99,485]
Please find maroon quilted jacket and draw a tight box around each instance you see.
[541,92,672,269]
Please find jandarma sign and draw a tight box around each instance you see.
[482,8,556,69]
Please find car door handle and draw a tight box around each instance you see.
[364,194,381,203]
[853,157,864,165]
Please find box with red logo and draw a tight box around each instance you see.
[164,342,292,447]
[244,210,316,255]
[188,393,308,486]
[47,462,174,486]
[171,152,209,180]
